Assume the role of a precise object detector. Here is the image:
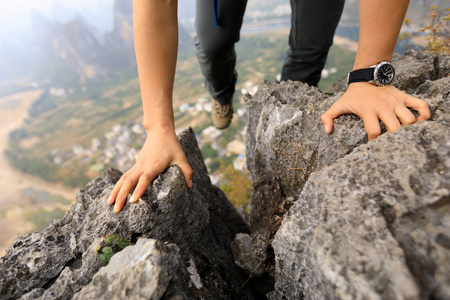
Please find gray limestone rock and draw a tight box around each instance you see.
[0,129,252,300]
[20,237,104,300]
[231,233,265,277]
[73,238,181,300]
[269,118,450,299]
[245,50,449,273]
[246,80,365,266]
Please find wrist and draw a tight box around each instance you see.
[347,61,395,86]
[353,54,392,71]
[142,121,175,133]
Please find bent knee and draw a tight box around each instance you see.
[195,33,237,59]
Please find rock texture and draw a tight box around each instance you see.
[0,129,253,300]
[73,239,180,300]
[231,233,265,277]
[245,50,450,299]
[1,50,448,300]
[270,119,450,299]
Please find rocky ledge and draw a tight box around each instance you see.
[0,129,256,299]
[0,50,449,300]
[246,50,449,299]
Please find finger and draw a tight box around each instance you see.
[321,103,349,134]
[394,104,416,125]
[130,173,154,203]
[107,169,132,205]
[362,114,382,141]
[378,109,402,133]
[176,159,193,188]
[404,95,431,121]
[114,174,138,213]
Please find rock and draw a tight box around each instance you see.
[2,50,448,300]
[73,239,181,300]
[269,118,450,299]
[231,233,265,277]
[20,237,104,300]
[245,50,449,270]
[245,79,370,266]
[0,129,253,300]
[245,50,449,298]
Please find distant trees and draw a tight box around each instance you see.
[217,161,252,209]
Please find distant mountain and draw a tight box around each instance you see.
[0,0,191,87]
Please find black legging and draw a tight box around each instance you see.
[195,0,345,104]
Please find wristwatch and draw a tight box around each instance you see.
[347,61,395,86]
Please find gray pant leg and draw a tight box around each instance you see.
[281,0,345,86]
[195,0,247,105]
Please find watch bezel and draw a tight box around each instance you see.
[373,61,395,86]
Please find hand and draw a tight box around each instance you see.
[321,83,431,141]
[107,127,193,213]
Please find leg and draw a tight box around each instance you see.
[195,0,247,105]
[281,0,345,86]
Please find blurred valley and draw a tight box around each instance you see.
[0,0,446,255]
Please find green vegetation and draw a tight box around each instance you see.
[22,187,71,205]
[5,148,58,182]
[5,29,356,189]
[318,44,356,91]
[96,234,133,263]
[25,208,66,232]
[236,32,287,82]
[201,143,218,160]
[217,162,253,208]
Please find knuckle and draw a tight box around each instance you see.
[417,100,427,107]
[123,169,133,177]
[404,116,416,125]
[119,173,129,182]
[378,100,391,110]
[140,173,152,182]
[420,103,430,111]
[368,128,381,136]
[185,167,194,177]
[125,176,135,186]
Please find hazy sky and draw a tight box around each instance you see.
[0,0,114,40]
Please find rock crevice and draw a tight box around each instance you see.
[0,50,448,300]
[246,50,449,299]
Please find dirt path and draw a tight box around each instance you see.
[0,90,78,256]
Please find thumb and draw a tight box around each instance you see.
[176,159,193,189]
[321,102,348,134]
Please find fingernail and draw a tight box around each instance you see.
[130,195,136,203]
[114,205,119,213]
[106,195,112,204]
[324,124,331,134]
[188,179,193,189]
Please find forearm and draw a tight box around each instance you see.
[133,0,178,131]
[354,0,409,69]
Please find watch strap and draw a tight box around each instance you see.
[347,68,374,84]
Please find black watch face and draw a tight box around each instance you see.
[375,63,395,85]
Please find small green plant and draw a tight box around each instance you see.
[96,234,133,263]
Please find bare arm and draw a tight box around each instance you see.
[107,0,193,213]
[321,0,430,141]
